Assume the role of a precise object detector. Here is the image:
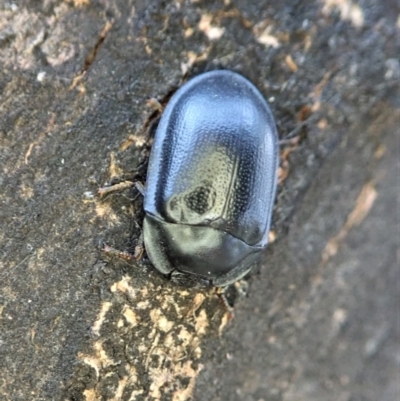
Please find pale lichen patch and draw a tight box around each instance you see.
[194,309,209,336]
[172,362,203,401]
[253,22,280,48]
[136,300,150,309]
[110,275,137,300]
[19,183,34,200]
[198,14,225,40]
[93,202,120,224]
[92,301,112,336]
[150,309,174,332]
[218,311,230,336]
[93,340,117,368]
[322,0,364,28]
[83,388,98,401]
[78,354,101,379]
[122,305,140,327]
[177,326,192,345]
[186,292,205,318]
[108,152,124,179]
[180,48,211,75]
[64,0,90,7]
[76,277,218,400]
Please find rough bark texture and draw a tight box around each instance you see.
[0,1,399,400]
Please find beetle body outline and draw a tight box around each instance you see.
[143,70,278,286]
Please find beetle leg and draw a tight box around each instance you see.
[146,97,163,113]
[97,180,146,198]
[101,243,136,261]
[101,234,145,263]
[278,135,301,146]
[216,287,235,320]
[134,181,146,196]
[170,270,209,287]
[97,180,134,197]
[133,231,145,261]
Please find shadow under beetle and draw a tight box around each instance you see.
[143,70,279,287]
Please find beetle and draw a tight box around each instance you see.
[141,70,279,287]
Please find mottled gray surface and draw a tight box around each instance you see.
[0,0,399,400]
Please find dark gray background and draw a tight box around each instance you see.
[0,0,399,400]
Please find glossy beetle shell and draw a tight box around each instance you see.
[143,70,278,286]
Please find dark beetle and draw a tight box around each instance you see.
[143,70,278,287]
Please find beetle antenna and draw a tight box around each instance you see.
[216,287,235,320]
